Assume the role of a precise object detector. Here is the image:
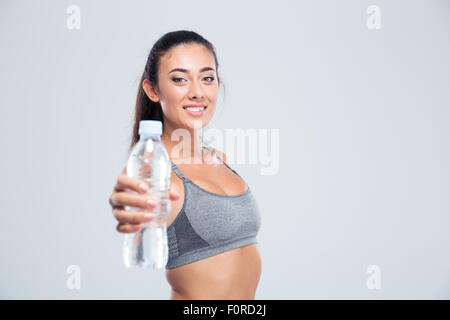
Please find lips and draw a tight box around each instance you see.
[183,104,207,116]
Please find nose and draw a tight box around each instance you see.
[188,79,205,99]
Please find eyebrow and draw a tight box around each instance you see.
[168,67,215,74]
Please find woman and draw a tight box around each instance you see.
[108,30,262,300]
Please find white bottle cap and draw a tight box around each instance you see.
[139,120,162,136]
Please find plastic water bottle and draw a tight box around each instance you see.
[122,120,171,269]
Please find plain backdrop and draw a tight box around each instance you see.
[0,0,449,299]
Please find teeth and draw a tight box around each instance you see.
[185,106,205,112]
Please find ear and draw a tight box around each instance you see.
[142,79,160,103]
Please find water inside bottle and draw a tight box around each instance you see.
[122,130,171,269]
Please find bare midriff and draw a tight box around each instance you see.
[165,243,261,300]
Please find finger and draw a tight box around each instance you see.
[169,189,180,201]
[139,165,151,179]
[138,165,152,179]
[110,192,158,210]
[116,222,142,233]
[113,209,154,224]
[114,173,151,194]
[109,191,124,209]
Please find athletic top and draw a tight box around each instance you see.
[165,147,262,269]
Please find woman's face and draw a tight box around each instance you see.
[145,43,219,131]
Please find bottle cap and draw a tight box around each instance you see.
[139,120,162,136]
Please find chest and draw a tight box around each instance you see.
[174,162,248,196]
[182,184,260,245]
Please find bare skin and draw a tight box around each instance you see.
[109,43,262,299]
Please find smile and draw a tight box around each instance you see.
[183,105,207,116]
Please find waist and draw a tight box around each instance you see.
[165,243,261,299]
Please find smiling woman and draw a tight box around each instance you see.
[109,30,262,300]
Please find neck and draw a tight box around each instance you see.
[161,121,205,164]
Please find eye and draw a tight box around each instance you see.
[172,77,185,83]
[171,76,215,83]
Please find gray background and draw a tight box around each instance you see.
[0,0,449,299]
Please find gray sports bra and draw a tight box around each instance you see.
[165,148,262,269]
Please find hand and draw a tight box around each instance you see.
[109,169,180,233]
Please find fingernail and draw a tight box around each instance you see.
[147,199,156,207]
[111,195,118,206]
[139,183,148,192]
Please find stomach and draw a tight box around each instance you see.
[165,244,261,300]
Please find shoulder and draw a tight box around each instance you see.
[214,148,227,163]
